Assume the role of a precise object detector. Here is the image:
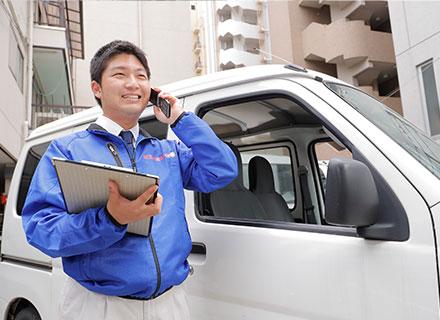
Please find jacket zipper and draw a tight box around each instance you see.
[107,139,162,298]
[149,236,162,297]
[106,143,123,167]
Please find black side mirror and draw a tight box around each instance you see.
[325,158,379,227]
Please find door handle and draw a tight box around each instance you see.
[191,242,206,255]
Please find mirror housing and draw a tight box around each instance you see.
[325,158,379,227]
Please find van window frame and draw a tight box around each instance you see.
[193,92,359,237]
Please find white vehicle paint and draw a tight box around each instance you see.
[1,65,439,319]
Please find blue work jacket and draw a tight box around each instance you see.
[22,112,237,299]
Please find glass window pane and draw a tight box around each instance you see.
[241,146,295,208]
[325,82,440,179]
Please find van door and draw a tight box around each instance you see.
[182,79,439,319]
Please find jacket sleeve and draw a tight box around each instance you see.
[21,139,127,258]
[172,112,238,193]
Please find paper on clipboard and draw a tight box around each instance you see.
[52,157,159,236]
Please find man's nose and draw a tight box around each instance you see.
[125,75,140,89]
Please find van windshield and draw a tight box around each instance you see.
[325,82,440,179]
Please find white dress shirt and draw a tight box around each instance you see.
[95,115,139,143]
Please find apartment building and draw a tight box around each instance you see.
[269,0,402,114]
[191,0,271,74]
[388,1,440,142]
[0,0,84,224]
[191,0,401,114]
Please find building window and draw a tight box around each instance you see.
[419,59,440,136]
[8,27,24,92]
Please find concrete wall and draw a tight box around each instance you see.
[389,1,440,140]
[0,2,28,160]
[73,1,193,107]
[268,0,335,76]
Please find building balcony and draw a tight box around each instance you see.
[218,19,259,39]
[302,19,395,67]
[31,104,90,129]
[34,0,84,61]
[216,0,258,12]
[219,48,261,67]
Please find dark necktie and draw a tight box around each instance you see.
[119,130,135,160]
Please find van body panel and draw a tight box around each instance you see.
[0,261,52,319]
[2,128,81,266]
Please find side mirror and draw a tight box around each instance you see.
[325,158,379,227]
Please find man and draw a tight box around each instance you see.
[22,40,238,319]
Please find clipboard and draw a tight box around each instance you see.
[52,157,159,236]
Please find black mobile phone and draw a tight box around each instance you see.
[149,89,171,118]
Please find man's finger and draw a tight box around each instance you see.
[137,184,158,204]
[108,180,120,197]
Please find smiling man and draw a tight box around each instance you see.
[22,40,238,320]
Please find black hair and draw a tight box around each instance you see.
[90,40,151,106]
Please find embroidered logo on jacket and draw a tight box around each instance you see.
[143,152,176,161]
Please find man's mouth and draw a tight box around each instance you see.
[122,94,141,100]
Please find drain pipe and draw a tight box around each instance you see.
[24,0,33,137]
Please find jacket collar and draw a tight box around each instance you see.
[87,123,153,141]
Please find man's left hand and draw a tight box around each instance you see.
[152,87,184,125]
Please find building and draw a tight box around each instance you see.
[268,0,402,114]
[0,0,84,223]
[388,1,440,142]
[74,1,194,107]
[191,0,401,114]
[190,0,271,74]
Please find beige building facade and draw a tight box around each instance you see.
[268,0,402,114]
[190,0,401,114]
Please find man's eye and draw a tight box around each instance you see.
[113,73,124,77]
[138,74,147,79]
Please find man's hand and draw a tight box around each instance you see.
[106,180,162,225]
[152,87,184,125]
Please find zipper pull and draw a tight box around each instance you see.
[106,142,124,167]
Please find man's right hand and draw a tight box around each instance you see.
[106,180,162,225]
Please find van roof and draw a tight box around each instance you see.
[28,64,343,141]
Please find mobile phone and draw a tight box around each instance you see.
[149,89,171,118]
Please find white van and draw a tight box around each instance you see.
[1,64,440,319]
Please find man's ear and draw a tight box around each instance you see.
[91,81,102,99]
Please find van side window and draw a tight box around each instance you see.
[139,118,168,139]
[17,142,50,215]
[196,95,328,227]
[312,139,352,221]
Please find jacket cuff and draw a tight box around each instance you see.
[171,112,188,128]
[104,205,127,228]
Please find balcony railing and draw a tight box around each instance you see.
[31,104,91,129]
[34,0,84,63]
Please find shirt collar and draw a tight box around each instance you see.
[95,115,139,141]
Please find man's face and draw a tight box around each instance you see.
[91,53,150,124]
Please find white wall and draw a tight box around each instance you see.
[0,3,28,160]
[73,1,193,107]
[389,1,440,140]
[140,1,193,87]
